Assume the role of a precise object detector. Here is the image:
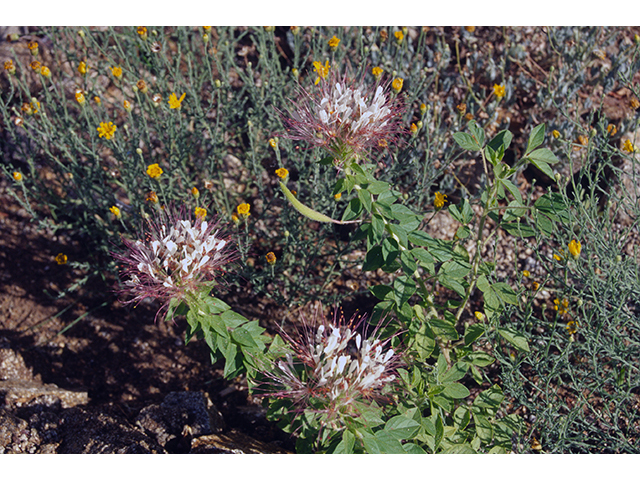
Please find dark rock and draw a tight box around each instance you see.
[0,379,88,410]
[55,406,165,453]
[0,409,41,453]
[190,429,291,454]
[135,391,224,453]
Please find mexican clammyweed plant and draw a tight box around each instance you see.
[271,67,570,453]
[113,204,270,379]
[257,306,401,453]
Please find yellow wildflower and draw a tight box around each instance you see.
[75,90,85,105]
[378,139,388,148]
[203,26,212,31]
[266,251,277,265]
[606,124,617,136]
[290,26,299,35]
[13,171,22,182]
[566,320,578,335]
[137,26,147,40]
[552,130,560,139]
[231,212,239,224]
[629,97,640,110]
[554,298,569,316]
[55,253,68,265]
[334,192,342,200]
[622,139,636,153]
[420,103,427,115]
[123,100,133,112]
[531,438,542,451]
[568,239,581,259]
[457,103,467,115]
[78,61,87,76]
[522,270,530,277]
[465,26,476,33]
[372,66,383,79]
[30,61,41,72]
[410,123,418,134]
[192,187,200,199]
[4,60,16,75]
[275,168,289,179]
[392,77,403,93]
[28,41,38,56]
[168,92,186,109]
[110,206,121,219]
[146,191,159,203]
[237,203,251,217]
[269,138,278,149]
[553,253,562,262]
[474,311,485,320]
[146,163,163,179]
[531,281,540,291]
[94,96,101,105]
[577,135,588,147]
[110,65,123,79]
[493,84,506,99]
[313,60,330,85]
[328,35,340,50]
[195,207,207,220]
[40,66,51,78]
[434,191,447,209]
[394,31,404,44]
[97,122,117,140]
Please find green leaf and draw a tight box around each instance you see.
[407,230,434,247]
[468,121,485,148]
[280,181,358,225]
[453,132,481,151]
[400,249,417,276]
[487,129,513,153]
[333,430,355,454]
[429,317,459,341]
[342,197,363,222]
[464,324,485,345]
[443,382,471,399]
[230,326,258,348]
[453,406,471,431]
[473,385,505,415]
[414,321,436,360]
[367,181,390,195]
[385,415,422,441]
[440,259,471,279]
[475,274,490,292]
[525,124,546,155]
[357,188,372,213]
[502,220,536,238]
[402,443,427,454]
[363,245,384,271]
[441,444,476,454]
[528,147,559,164]
[410,248,435,270]
[492,282,519,305]
[393,275,416,307]
[370,284,393,301]
[501,178,523,204]
[439,361,469,383]
[464,352,495,367]
[530,157,555,179]
[474,414,493,443]
[497,326,530,352]
[362,430,406,454]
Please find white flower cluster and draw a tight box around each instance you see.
[317,83,392,137]
[131,219,227,289]
[277,322,395,404]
